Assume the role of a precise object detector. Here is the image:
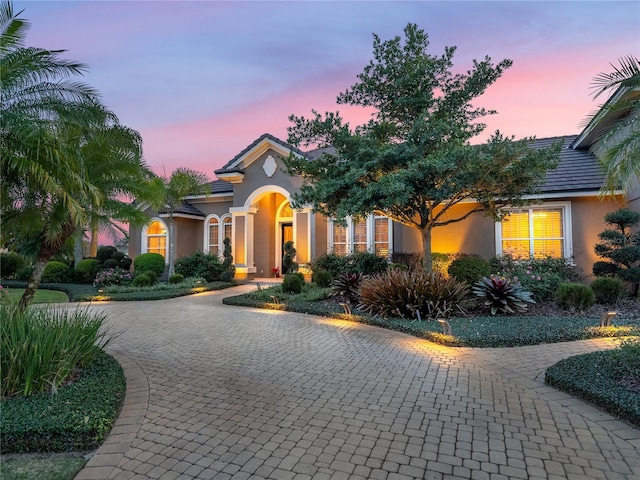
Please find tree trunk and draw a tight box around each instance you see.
[168,214,175,277]
[421,227,433,272]
[89,221,99,258]
[73,228,84,268]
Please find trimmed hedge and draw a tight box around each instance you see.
[42,261,71,283]
[84,281,234,301]
[133,253,166,277]
[546,347,640,426]
[1,351,125,453]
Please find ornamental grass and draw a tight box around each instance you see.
[1,303,112,397]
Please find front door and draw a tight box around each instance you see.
[281,223,293,274]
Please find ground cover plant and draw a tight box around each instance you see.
[224,284,640,348]
[84,278,234,301]
[546,339,640,426]
[1,350,126,453]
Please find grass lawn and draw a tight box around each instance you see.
[4,288,69,303]
[0,456,85,480]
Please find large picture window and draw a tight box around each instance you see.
[496,203,571,259]
[143,219,168,258]
[329,215,392,257]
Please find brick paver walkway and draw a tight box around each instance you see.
[76,285,640,480]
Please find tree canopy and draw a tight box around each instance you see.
[286,23,560,270]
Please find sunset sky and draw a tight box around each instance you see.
[22,0,639,180]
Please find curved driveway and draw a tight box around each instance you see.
[76,285,640,480]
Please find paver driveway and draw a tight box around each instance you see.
[76,285,640,480]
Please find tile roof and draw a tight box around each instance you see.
[215,133,306,174]
[207,180,234,194]
[533,135,605,194]
[160,201,206,217]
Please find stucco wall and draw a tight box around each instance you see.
[174,217,202,260]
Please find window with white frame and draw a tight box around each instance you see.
[143,219,168,258]
[496,203,571,259]
[208,217,220,256]
[205,215,233,257]
[329,215,392,257]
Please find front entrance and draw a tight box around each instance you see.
[281,222,293,274]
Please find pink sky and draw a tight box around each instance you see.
[22,0,640,181]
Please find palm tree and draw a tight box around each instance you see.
[587,56,640,194]
[147,168,209,277]
[0,1,151,308]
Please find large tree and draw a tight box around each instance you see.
[286,23,560,270]
[586,56,640,194]
[146,168,209,277]
[0,1,150,308]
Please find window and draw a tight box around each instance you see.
[144,220,167,258]
[497,203,571,259]
[352,219,367,253]
[333,223,347,256]
[223,216,232,243]
[208,217,220,256]
[329,215,392,257]
[374,216,390,257]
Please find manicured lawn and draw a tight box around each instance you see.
[0,457,85,480]
[4,288,68,303]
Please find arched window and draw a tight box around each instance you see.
[208,216,220,256]
[222,216,233,243]
[144,219,167,258]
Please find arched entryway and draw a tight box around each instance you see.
[230,185,314,279]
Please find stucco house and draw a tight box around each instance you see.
[129,96,638,281]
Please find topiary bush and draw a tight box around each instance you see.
[0,252,26,279]
[96,246,118,264]
[448,255,491,284]
[282,241,298,274]
[120,256,132,271]
[555,282,595,313]
[312,270,333,288]
[358,269,469,320]
[282,272,304,294]
[102,258,119,269]
[132,273,152,287]
[591,277,627,305]
[75,259,101,284]
[221,237,235,281]
[42,261,71,283]
[133,253,166,277]
[472,276,535,315]
[169,273,184,284]
[175,251,223,282]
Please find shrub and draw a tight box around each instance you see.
[448,255,491,284]
[75,259,101,284]
[614,338,640,380]
[312,270,333,288]
[0,252,26,279]
[1,350,125,453]
[282,241,298,274]
[282,272,304,294]
[310,253,350,278]
[358,269,469,320]
[221,237,235,280]
[103,258,119,269]
[391,252,423,271]
[0,303,112,397]
[175,251,223,281]
[93,268,132,289]
[332,272,363,304]
[169,273,184,284]
[119,256,133,271]
[15,266,34,282]
[591,277,627,305]
[133,253,166,277]
[96,246,118,263]
[132,273,152,287]
[111,251,125,262]
[490,255,579,301]
[42,261,71,283]
[555,282,595,313]
[350,252,388,275]
[472,276,535,315]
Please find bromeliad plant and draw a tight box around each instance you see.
[331,272,364,304]
[473,275,535,315]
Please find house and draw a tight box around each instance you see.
[129,98,638,280]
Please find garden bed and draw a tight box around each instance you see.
[223,285,640,348]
